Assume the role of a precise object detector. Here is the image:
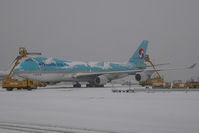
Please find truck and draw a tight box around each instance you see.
[188,82,199,88]
[2,79,37,91]
[172,80,189,88]
[2,47,41,91]
[142,55,166,88]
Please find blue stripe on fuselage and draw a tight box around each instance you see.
[14,57,139,72]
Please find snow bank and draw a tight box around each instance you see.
[0,87,199,133]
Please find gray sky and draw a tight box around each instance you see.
[0,0,199,81]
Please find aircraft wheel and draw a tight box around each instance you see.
[6,88,13,91]
[73,82,81,88]
[27,87,32,91]
[86,84,93,87]
[86,84,90,87]
[95,85,104,87]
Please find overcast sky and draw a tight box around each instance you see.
[0,0,199,81]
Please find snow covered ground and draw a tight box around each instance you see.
[0,86,199,133]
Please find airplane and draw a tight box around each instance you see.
[0,40,196,87]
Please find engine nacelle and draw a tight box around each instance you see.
[95,75,108,85]
[135,72,149,82]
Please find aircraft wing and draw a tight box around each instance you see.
[73,63,197,79]
[72,69,143,78]
[136,63,170,69]
[155,63,197,72]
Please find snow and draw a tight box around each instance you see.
[88,62,112,69]
[87,62,98,68]
[101,62,111,69]
[0,129,22,133]
[45,57,55,64]
[0,86,199,133]
[66,61,88,68]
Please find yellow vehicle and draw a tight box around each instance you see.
[2,47,41,91]
[2,79,37,91]
[151,78,164,88]
[188,82,199,88]
[139,78,155,86]
[142,55,165,88]
[139,77,163,87]
[172,80,189,88]
[163,82,171,88]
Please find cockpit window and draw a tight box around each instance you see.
[25,58,34,62]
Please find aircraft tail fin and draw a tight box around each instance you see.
[128,40,148,67]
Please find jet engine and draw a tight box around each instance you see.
[95,75,108,85]
[135,72,150,82]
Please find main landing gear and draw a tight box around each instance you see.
[73,82,81,88]
[73,82,105,88]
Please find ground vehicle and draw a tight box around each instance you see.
[2,79,37,91]
[141,55,166,88]
[2,47,41,91]
[139,77,163,87]
[172,80,189,88]
[188,82,199,88]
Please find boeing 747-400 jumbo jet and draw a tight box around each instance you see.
[0,40,195,87]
